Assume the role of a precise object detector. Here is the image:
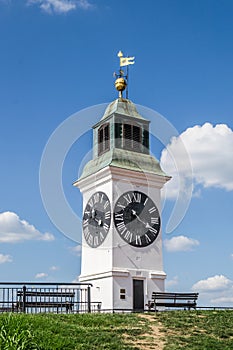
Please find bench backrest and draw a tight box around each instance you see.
[152,292,199,300]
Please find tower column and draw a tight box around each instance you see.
[73,52,171,311]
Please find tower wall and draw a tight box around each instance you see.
[77,166,167,310]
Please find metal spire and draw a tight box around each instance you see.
[114,51,135,99]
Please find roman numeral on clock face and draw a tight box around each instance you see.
[105,211,111,220]
[148,206,156,214]
[124,230,133,242]
[103,223,109,232]
[83,218,89,228]
[149,226,158,235]
[99,232,104,242]
[88,198,94,208]
[100,193,104,203]
[151,217,159,225]
[83,227,90,240]
[114,212,123,221]
[93,192,100,204]
[132,192,141,203]
[104,200,110,210]
[93,236,99,247]
[117,202,125,209]
[117,222,126,231]
[135,235,142,246]
[145,234,151,244]
[88,235,94,246]
[123,193,132,204]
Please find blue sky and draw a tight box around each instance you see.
[0,0,233,306]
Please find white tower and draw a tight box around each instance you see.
[74,54,170,311]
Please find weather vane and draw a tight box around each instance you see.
[114,51,135,99]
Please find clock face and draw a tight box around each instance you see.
[114,190,160,248]
[82,192,111,248]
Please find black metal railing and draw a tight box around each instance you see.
[0,282,101,314]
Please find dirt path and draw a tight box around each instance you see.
[125,313,165,350]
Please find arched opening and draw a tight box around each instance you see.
[98,123,110,156]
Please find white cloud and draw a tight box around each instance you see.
[164,235,199,252]
[161,123,233,199]
[210,295,233,304]
[35,272,48,279]
[72,276,79,283]
[192,275,232,292]
[71,245,82,256]
[166,276,179,288]
[76,0,92,9]
[0,253,12,264]
[0,211,54,243]
[192,275,233,306]
[27,0,93,14]
[50,265,59,271]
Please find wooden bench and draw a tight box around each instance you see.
[17,290,75,313]
[147,292,199,311]
[0,306,15,312]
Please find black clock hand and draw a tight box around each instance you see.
[94,217,102,226]
[91,209,102,225]
[131,209,147,226]
[132,209,155,231]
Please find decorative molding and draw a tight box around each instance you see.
[79,269,129,282]
[150,271,167,280]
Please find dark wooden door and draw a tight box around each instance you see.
[133,280,144,310]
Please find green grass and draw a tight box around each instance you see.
[0,313,38,350]
[0,313,148,350]
[0,310,232,349]
[156,310,233,349]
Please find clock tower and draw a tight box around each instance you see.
[73,53,171,310]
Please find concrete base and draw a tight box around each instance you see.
[79,269,166,311]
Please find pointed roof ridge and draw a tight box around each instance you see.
[100,98,148,121]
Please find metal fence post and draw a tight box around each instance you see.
[87,285,91,313]
[22,285,26,313]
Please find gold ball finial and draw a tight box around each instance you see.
[115,77,127,92]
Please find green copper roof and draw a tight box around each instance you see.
[75,98,169,182]
[100,98,147,121]
[78,148,167,180]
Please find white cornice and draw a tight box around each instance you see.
[79,269,130,282]
[150,271,167,280]
[74,165,170,193]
